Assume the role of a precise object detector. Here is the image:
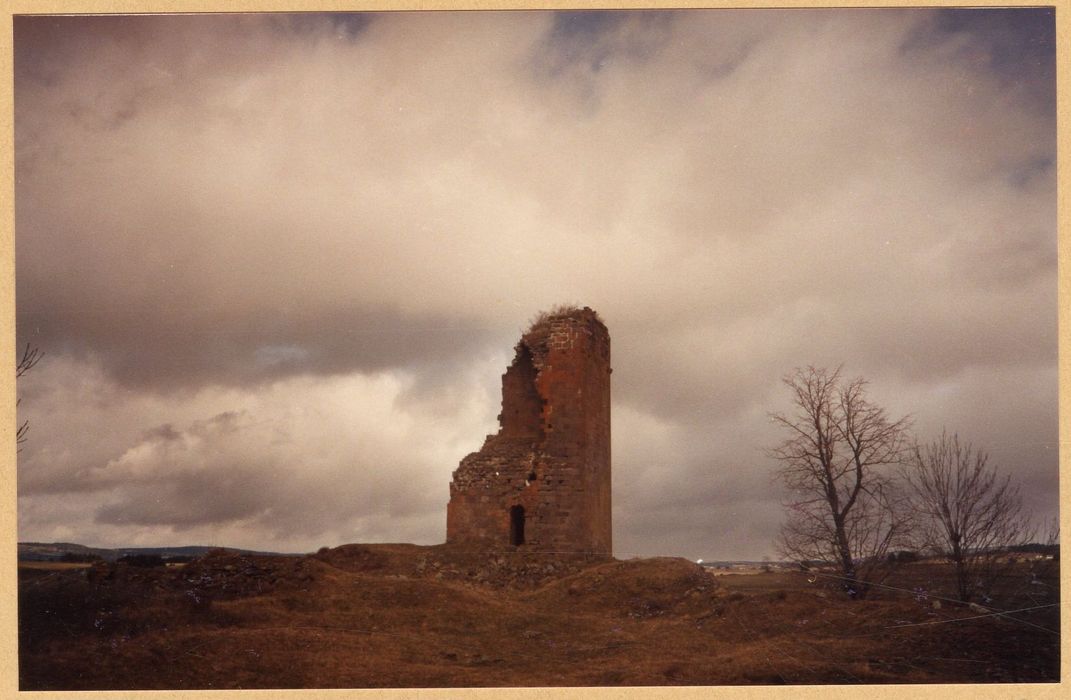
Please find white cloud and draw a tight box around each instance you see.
[18,356,498,551]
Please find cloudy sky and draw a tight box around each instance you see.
[14,8,1057,560]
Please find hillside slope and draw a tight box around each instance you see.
[18,544,1060,689]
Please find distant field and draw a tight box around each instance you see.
[18,561,94,571]
[18,544,1060,689]
[707,566,771,576]
[18,560,189,573]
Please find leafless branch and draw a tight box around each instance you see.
[16,344,43,451]
[17,344,43,378]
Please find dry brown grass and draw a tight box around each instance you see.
[18,546,1060,689]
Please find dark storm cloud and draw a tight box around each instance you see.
[541,9,671,69]
[15,11,503,391]
[265,12,374,40]
[18,300,495,391]
[530,10,674,109]
[935,8,1055,99]
[14,9,1057,558]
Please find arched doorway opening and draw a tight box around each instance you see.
[509,505,525,546]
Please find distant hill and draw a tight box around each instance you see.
[18,541,297,562]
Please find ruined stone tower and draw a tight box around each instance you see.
[446,306,611,556]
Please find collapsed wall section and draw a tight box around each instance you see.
[446,307,612,556]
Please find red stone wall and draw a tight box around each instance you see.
[446,307,612,556]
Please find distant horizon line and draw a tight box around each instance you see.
[17,540,786,563]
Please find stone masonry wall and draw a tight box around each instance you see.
[446,307,611,556]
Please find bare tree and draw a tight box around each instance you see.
[771,366,912,597]
[1043,516,1059,562]
[16,344,43,451]
[903,431,1035,603]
